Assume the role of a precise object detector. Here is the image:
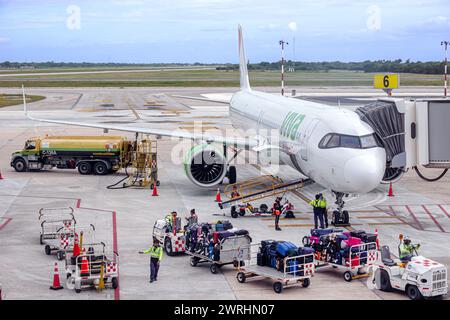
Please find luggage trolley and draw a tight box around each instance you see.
[66,242,119,293]
[38,207,77,260]
[236,243,315,294]
[315,242,378,282]
[187,234,252,274]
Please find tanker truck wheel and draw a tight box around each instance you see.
[13,158,27,172]
[78,162,92,175]
[93,161,108,175]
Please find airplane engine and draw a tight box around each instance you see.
[183,144,227,188]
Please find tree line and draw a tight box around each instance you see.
[0,59,446,74]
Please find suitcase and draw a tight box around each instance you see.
[213,232,219,244]
[297,247,315,264]
[215,223,224,231]
[335,234,349,249]
[276,241,297,257]
[286,259,299,276]
[347,256,360,267]
[310,228,334,237]
[343,237,362,248]
[233,229,249,236]
[360,251,367,265]
[309,236,320,245]
[218,231,234,240]
[261,240,276,251]
[222,221,233,230]
[362,233,377,243]
[257,252,265,266]
[350,230,367,239]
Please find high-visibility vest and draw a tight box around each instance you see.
[309,199,320,208]
[319,199,327,208]
[144,246,163,260]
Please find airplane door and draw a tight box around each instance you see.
[300,118,319,161]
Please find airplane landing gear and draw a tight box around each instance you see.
[331,191,350,226]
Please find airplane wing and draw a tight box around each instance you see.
[22,86,266,150]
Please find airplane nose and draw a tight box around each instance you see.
[344,154,385,193]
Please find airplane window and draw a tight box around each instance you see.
[319,133,382,149]
[326,134,340,148]
[360,134,379,148]
[340,135,361,148]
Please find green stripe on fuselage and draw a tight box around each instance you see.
[280,112,305,140]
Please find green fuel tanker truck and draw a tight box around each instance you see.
[10,135,134,175]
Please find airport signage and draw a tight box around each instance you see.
[373,73,399,89]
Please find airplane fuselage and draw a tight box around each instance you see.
[229,89,386,194]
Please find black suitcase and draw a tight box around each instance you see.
[234,229,249,236]
[222,220,233,230]
[261,240,276,251]
[257,252,266,266]
[350,230,367,239]
[362,233,377,243]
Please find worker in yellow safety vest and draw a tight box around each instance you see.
[139,238,163,283]
[309,194,324,229]
[399,237,420,262]
[318,193,328,228]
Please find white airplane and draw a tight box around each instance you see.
[23,25,387,224]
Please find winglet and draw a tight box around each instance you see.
[238,24,251,91]
[22,84,27,116]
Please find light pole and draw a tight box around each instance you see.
[442,40,449,97]
[279,40,288,96]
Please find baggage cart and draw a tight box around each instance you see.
[38,207,78,260]
[236,243,315,294]
[314,242,378,282]
[186,234,251,274]
[65,242,119,293]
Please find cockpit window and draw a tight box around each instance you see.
[319,133,381,149]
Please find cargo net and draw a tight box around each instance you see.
[355,100,405,164]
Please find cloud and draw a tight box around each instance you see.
[288,21,297,31]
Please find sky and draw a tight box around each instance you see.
[0,0,449,63]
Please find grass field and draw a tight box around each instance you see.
[0,94,45,108]
[0,69,444,87]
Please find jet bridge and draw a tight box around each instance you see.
[356,97,450,182]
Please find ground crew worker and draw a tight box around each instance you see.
[274,207,282,231]
[186,208,198,226]
[318,193,328,228]
[166,211,176,232]
[230,186,241,216]
[309,194,324,229]
[399,237,420,262]
[139,238,163,283]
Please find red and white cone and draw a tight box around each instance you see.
[49,262,63,290]
[152,184,159,196]
[215,188,222,202]
[388,182,394,197]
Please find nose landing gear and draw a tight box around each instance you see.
[331,191,350,227]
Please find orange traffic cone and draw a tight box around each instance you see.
[49,262,63,290]
[388,182,394,197]
[215,188,222,202]
[72,233,80,257]
[80,255,89,276]
[152,184,159,196]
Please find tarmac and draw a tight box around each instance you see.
[0,86,449,300]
